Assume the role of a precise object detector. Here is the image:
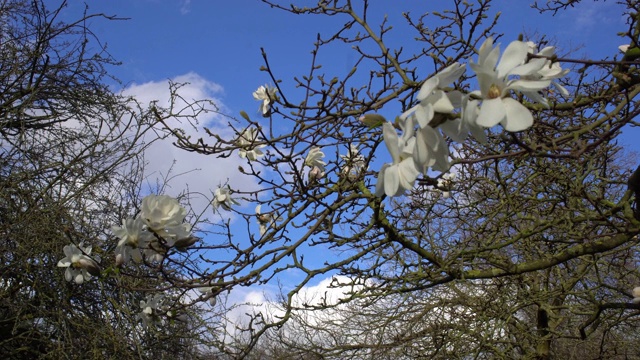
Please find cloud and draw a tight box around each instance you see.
[122,72,261,221]
[561,1,623,33]
[179,0,191,15]
[224,275,365,334]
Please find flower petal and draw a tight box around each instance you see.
[476,98,505,128]
[382,122,401,163]
[384,164,400,197]
[496,41,528,78]
[417,77,439,100]
[502,97,534,132]
[398,158,419,192]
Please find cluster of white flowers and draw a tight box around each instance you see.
[253,84,278,116]
[56,243,100,284]
[139,294,165,327]
[111,195,193,266]
[375,37,568,197]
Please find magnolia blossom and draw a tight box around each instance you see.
[140,195,187,232]
[469,37,552,132]
[212,185,240,210]
[437,172,456,198]
[256,204,281,236]
[236,127,266,161]
[308,165,325,182]
[112,218,146,265]
[57,243,100,284]
[304,146,326,170]
[524,42,570,99]
[139,294,165,327]
[199,286,218,306]
[403,62,466,129]
[112,195,191,264]
[375,122,420,197]
[340,144,366,180]
[413,121,451,173]
[253,84,278,116]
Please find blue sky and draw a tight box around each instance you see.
[57,0,639,309]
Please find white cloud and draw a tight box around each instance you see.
[122,72,261,220]
[179,0,191,15]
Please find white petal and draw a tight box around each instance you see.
[484,45,501,71]
[384,164,400,197]
[57,258,71,267]
[382,122,401,163]
[501,98,534,132]
[507,79,551,92]
[398,158,419,192]
[65,268,73,282]
[429,90,455,113]
[477,37,495,63]
[476,98,505,128]
[508,58,547,76]
[469,124,488,144]
[415,105,434,129]
[413,130,431,172]
[375,164,390,197]
[553,82,570,97]
[439,119,469,143]
[417,77,439,100]
[496,41,529,78]
[446,90,464,108]
[520,90,549,107]
[437,63,466,85]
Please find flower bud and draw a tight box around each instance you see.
[115,253,125,267]
[77,257,101,277]
[174,236,199,251]
[359,113,386,128]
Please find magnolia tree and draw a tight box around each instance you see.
[15,0,640,358]
[0,1,217,358]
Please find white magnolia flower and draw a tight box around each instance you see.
[340,144,366,180]
[212,185,240,211]
[633,287,640,304]
[413,121,451,173]
[199,286,218,306]
[308,165,325,182]
[304,146,326,170]
[402,62,466,129]
[253,84,278,116]
[524,41,570,99]
[139,294,165,327]
[256,205,281,236]
[112,217,146,265]
[236,127,266,161]
[469,37,551,132]
[460,97,488,144]
[437,172,456,198]
[139,195,190,247]
[140,195,187,232]
[57,243,99,284]
[375,122,420,197]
